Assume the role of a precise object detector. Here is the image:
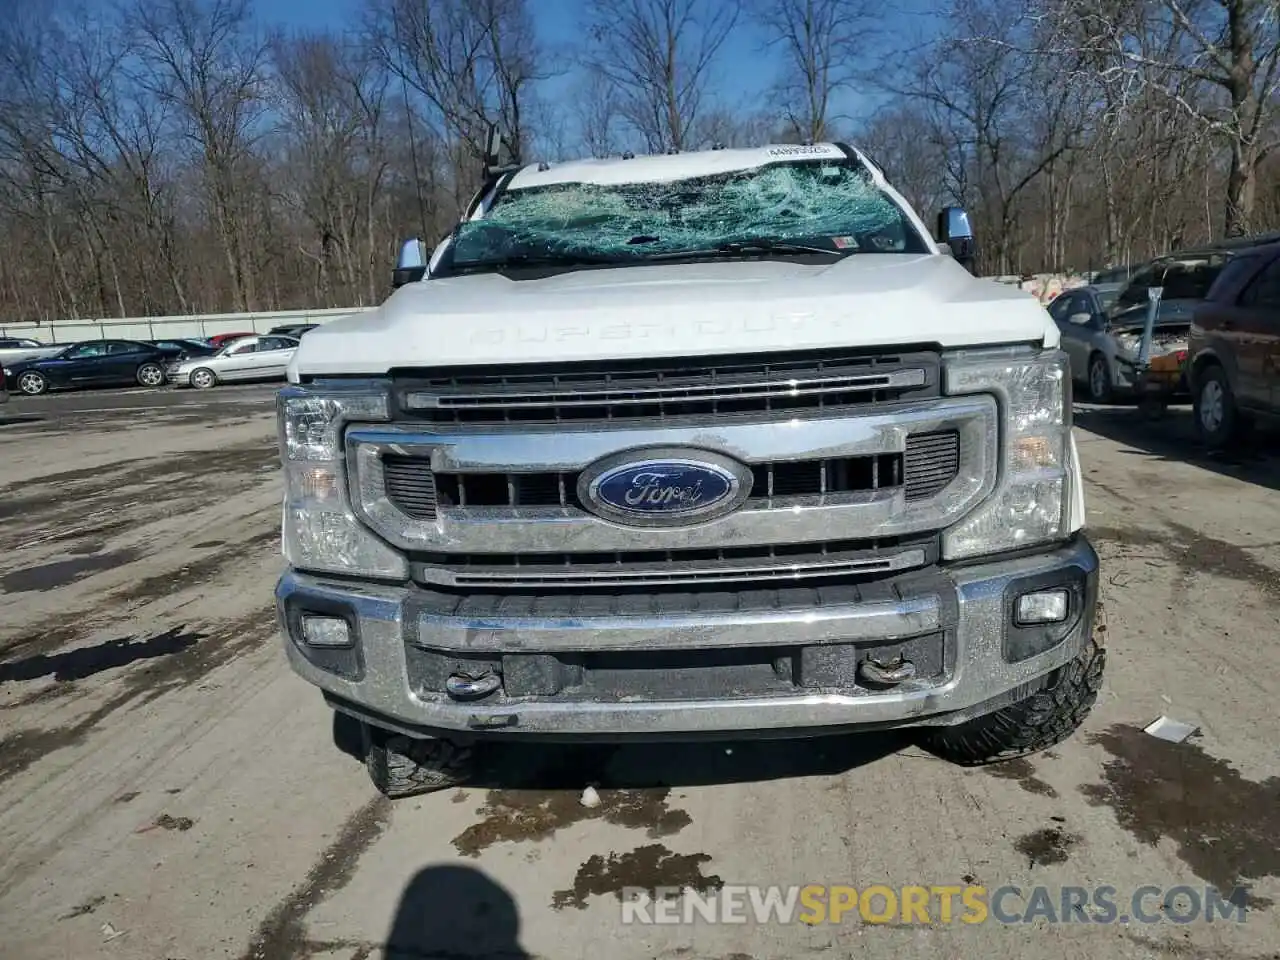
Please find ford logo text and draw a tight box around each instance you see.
[578,449,753,527]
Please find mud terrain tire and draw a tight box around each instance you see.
[925,639,1106,765]
[364,726,473,798]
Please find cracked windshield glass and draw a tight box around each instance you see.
[448,159,929,269]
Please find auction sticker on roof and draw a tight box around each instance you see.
[767,145,844,159]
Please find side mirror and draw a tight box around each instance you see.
[481,122,521,180]
[936,206,976,270]
[392,238,427,289]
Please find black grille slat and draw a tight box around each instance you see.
[382,456,438,519]
[393,348,939,426]
[516,473,566,507]
[904,431,961,500]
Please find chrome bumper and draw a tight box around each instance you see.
[276,536,1099,739]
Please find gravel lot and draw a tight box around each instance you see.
[1,386,1277,960]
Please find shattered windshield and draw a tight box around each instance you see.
[443,159,929,273]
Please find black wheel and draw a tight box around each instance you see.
[363,724,473,798]
[1194,363,1247,451]
[925,639,1106,765]
[1086,353,1113,403]
[16,371,47,396]
[190,367,217,390]
[136,362,165,387]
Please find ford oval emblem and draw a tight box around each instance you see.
[578,448,753,527]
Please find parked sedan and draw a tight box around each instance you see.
[167,334,300,389]
[3,339,182,395]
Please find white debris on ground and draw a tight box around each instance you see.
[1143,716,1200,743]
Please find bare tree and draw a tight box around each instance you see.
[0,8,85,318]
[1060,0,1280,236]
[751,0,872,141]
[374,0,544,171]
[575,70,624,157]
[12,0,1280,324]
[274,32,394,305]
[130,0,269,312]
[584,0,740,152]
[892,0,1089,273]
[860,103,951,219]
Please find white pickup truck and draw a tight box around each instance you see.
[275,141,1103,798]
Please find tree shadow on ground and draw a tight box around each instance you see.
[1073,402,1280,492]
[0,627,202,684]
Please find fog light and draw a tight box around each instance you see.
[301,615,352,648]
[1016,590,1068,625]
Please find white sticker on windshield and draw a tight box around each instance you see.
[766,144,843,159]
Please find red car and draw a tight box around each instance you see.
[207,331,254,348]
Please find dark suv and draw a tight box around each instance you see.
[1187,241,1280,449]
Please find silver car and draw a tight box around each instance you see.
[168,334,299,389]
[1049,254,1227,401]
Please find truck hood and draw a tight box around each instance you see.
[291,254,1055,376]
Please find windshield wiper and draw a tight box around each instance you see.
[448,252,622,274]
[640,238,843,261]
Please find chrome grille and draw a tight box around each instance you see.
[411,538,933,589]
[381,445,940,518]
[393,347,938,425]
[347,386,999,559]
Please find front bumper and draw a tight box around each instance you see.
[276,536,1099,740]
[165,367,192,386]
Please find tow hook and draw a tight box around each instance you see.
[445,672,502,700]
[857,656,917,687]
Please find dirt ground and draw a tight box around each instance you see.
[0,387,1277,960]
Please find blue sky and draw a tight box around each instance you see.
[249,0,935,134]
[250,0,795,105]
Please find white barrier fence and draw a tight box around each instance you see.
[0,306,376,344]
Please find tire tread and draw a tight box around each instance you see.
[926,639,1106,765]
[364,729,473,799]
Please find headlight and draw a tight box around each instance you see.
[942,349,1071,560]
[278,382,407,580]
